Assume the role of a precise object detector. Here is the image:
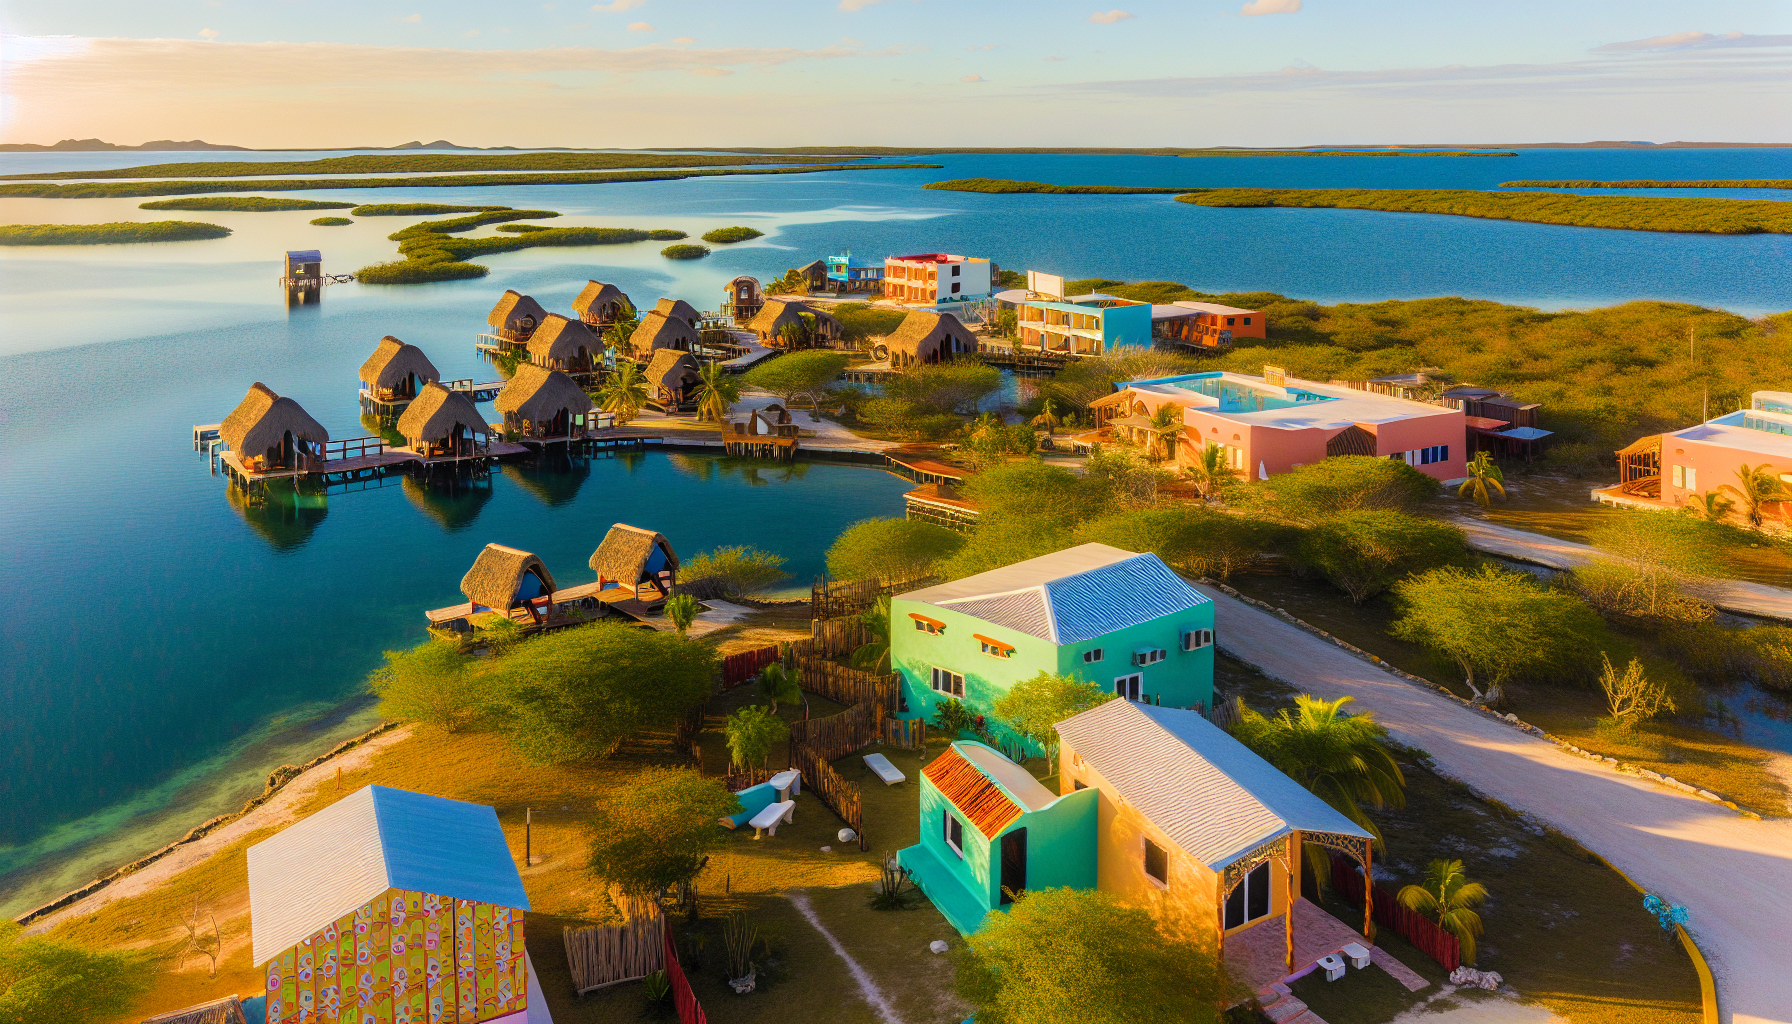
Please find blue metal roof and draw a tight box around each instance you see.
[373,786,529,911]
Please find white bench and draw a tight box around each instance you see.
[768,769,801,800]
[1341,942,1371,970]
[749,800,795,839]
[863,753,906,786]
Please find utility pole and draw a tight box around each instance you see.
[524,807,532,867]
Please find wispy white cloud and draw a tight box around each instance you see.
[627,21,655,32]
[1087,10,1133,24]
[592,0,644,11]
[839,0,884,10]
[198,28,219,40]
[961,74,983,82]
[1239,0,1301,15]
[1593,31,1792,53]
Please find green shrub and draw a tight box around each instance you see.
[1178,188,1792,235]
[681,546,791,600]
[1255,456,1441,523]
[310,216,352,226]
[367,639,482,732]
[0,220,230,245]
[827,518,965,582]
[702,225,765,243]
[661,243,710,259]
[140,196,354,211]
[648,229,688,240]
[350,203,508,216]
[495,223,551,233]
[0,923,149,1024]
[1294,510,1466,603]
[386,209,559,241]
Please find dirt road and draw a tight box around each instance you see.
[1197,584,1792,1024]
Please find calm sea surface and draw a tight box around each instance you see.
[2,148,1789,912]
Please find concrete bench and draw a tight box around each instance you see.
[768,769,801,800]
[749,800,795,839]
[863,752,906,786]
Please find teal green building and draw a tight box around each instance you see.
[891,543,1216,751]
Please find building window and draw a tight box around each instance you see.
[1672,465,1684,487]
[931,667,965,697]
[980,640,1011,659]
[1114,673,1142,701]
[1243,317,1252,325]
[911,613,945,634]
[1686,466,1698,491]
[1400,444,1451,466]
[1226,317,1236,326]
[1083,648,1104,664]
[1144,839,1168,887]
[944,812,964,857]
[1224,861,1273,929]
[1133,648,1166,667]
[951,264,961,277]
[951,282,961,294]
[1181,628,1214,651]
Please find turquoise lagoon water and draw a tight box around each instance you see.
[2,147,1791,912]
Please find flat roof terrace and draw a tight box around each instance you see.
[1125,372,1459,431]
[1675,409,1792,462]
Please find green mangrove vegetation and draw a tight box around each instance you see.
[386,209,558,240]
[309,217,353,226]
[495,223,552,233]
[701,225,765,243]
[691,146,1515,157]
[648,229,688,240]
[925,178,1189,194]
[1501,179,1792,189]
[661,244,710,260]
[138,197,355,211]
[0,220,231,245]
[358,224,655,284]
[1178,188,1792,234]
[350,203,508,216]
[0,152,868,181]
[0,163,945,200]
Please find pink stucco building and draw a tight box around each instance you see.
[1606,391,1792,524]
[1092,371,1467,481]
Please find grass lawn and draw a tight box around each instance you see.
[1217,656,1703,1024]
[1222,572,1790,816]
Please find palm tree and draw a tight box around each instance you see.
[694,360,741,423]
[597,360,649,424]
[850,596,892,672]
[1721,463,1786,528]
[1146,404,1184,463]
[1031,399,1065,437]
[1230,695,1406,847]
[663,593,701,635]
[757,663,802,714]
[605,315,641,360]
[1457,451,1506,508]
[1397,859,1488,964]
[1186,441,1236,499]
[1686,490,1735,523]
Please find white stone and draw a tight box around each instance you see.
[837,828,858,844]
[819,845,831,852]
[930,940,949,954]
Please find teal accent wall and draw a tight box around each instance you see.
[1053,603,1215,711]
[1099,303,1153,352]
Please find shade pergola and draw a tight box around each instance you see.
[1616,434,1662,496]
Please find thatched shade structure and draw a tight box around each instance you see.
[487,289,549,341]
[396,382,490,458]
[884,311,976,367]
[572,280,632,327]
[747,298,843,348]
[357,336,440,400]
[653,297,703,328]
[525,313,604,372]
[494,363,594,440]
[461,543,558,616]
[629,310,699,354]
[589,523,678,599]
[645,349,704,410]
[221,383,330,471]
[724,275,764,322]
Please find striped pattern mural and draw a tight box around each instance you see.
[264,888,524,1024]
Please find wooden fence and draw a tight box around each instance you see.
[790,741,866,851]
[810,574,937,620]
[719,767,774,792]
[664,925,706,1024]
[1328,853,1461,972]
[792,701,883,761]
[809,615,871,660]
[721,645,780,687]
[563,906,665,995]
[786,645,900,711]
[882,716,925,750]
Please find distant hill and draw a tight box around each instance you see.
[0,138,251,152]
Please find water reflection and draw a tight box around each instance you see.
[501,451,591,506]
[401,471,494,532]
[227,480,327,552]
[666,452,814,486]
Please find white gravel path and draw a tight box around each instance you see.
[788,891,906,1024]
[1198,585,1792,1024]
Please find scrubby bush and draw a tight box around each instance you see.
[827,518,965,582]
[701,226,764,243]
[1255,456,1440,522]
[586,768,737,899]
[680,546,791,600]
[1391,565,1607,702]
[661,243,710,259]
[1295,510,1465,603]
[367,638,483,732]
[648,229,688,240]
[0,221,231,245]
[141,196,355,211]
[309,216,352,226]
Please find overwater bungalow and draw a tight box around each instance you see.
[590,523,678,605]
[357,335,440,418]
[571,279,632,330]
[747,298,845,349]
[722,275,764,323]
[494,363,595,443]
[221,383,330,474]
[882,310,977,367]
[525,313,605,375]
[486,289,550,347]
[645,349,704,413]
[396,381,490,460]
[461,542,558,623]
[629,309,699,354]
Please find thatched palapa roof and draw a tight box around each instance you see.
[357,336,441,390]
[221,383,329,456]
[494,363,594,421]
[140,994,248,1024]
[885,311,976,365]
[461,543,557,611]
[629,310,699,353]
[571,280,631,318]
[645,349,703,393]
[525,314,604,365]
[589,523,678,584]
[397,382,490,444]
[487,289,549,331]
[653,297,703,326]
[747,298,842,340]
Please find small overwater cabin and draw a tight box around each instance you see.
[247,785,530,1024]
[571,279,632,331]
[645,349,703,413]
[722,276,764,323]
[628,309,699,354]
[590,523,678,605]
[525,313,605,376]
[494,363,595,443]
[358,335,441,418]
[486,290,550,347]
[221,383,330,474]
[397,382,490,460]
[747,298,844,349]
[882,311,977,367]
[281,250,322,288]
[462,543,558,623]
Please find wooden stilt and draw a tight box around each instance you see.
[1363,844,1374,940]
[1286,843,1297,974]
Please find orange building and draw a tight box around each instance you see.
[884,253,994,305]
[1153,301,1266,350]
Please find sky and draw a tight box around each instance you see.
[0,1,1788,148]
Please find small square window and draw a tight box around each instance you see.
[944,812,964,856]
[1144,839,1168,886]
[931,667,965,697]
[1083,648,1104,664]
[1242,317,1252,325]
